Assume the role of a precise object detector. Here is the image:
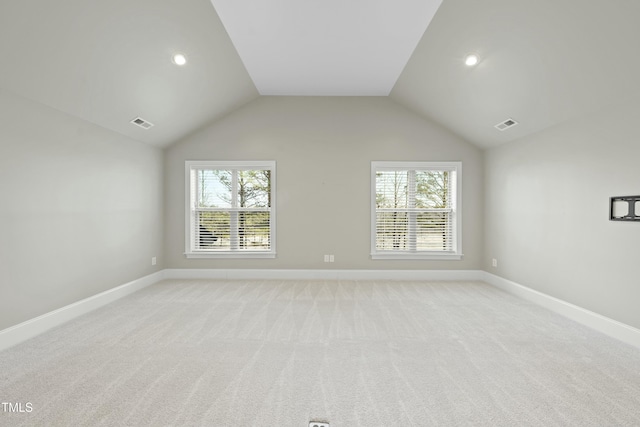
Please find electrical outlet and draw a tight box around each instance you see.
[329,254,334,262]
[309,422,329,427]
[492,258,497,268]
[151,257,157,266]
[324,255,329,262]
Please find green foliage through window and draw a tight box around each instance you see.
[188,163,275,255]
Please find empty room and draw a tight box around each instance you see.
[1,0,640,425]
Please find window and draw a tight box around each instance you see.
[371,161,462,260]
[185,161,276,258]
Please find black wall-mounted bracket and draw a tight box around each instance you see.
[610,196,640,221]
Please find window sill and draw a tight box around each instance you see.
[371,252,463,261]
[185,251,276,259]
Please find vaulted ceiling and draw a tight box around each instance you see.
[1,0,639,149]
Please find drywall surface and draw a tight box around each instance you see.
[165,96,483,270]
[0,88,164,331]
[485,100,640,329]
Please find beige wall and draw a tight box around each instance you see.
[484,99,640,329]
[165,96,483,270]
[4,86,638,335]
[0,88,164,330]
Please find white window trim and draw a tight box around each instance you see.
[370,161,463,260]
[184,160,276,259]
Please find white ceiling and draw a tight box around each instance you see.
[0,0,257,148]
[210,0,442,96]
[1,0,639,149]
[391,0,640,148]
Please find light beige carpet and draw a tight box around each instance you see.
[1,279,639,426]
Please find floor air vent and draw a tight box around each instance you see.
[494,118,518,131]
[130,117,154,129]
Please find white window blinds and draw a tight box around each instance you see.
[185,161,276,258]
[371,162,462,260]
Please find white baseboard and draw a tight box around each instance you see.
[162,268,484,282]
[0,271,164,352]
[4,269,639,353]
[481,271,640,349]
[0,269,480,352]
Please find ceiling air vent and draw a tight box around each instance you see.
[494,118,518,131]
[130,117,154,129]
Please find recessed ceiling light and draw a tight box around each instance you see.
[465,54,479,66]
[172,53,187,66]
